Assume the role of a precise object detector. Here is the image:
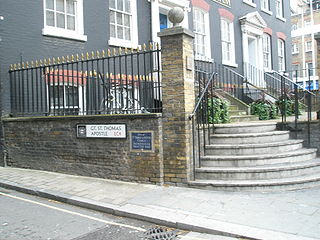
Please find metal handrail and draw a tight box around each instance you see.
[225,67,245,80]
[271,71,315,96]
[189,72,217,120]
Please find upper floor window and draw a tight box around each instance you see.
[292,43,299,54]
[221,18,236,66]
[304,20,311,27]
[292,64,299,79]
[278,39,285,71]
[193,8,211,60]
[306,62,314,76]
[109,0,138,48]
[263,33,272,70]
[275,0,283,18]
[43,0,87,41]
[261,0,270,11]
[305,41,313,52]
[291,24,298,31]
[243,0,256,7]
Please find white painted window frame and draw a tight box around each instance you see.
[305,40,313,52]
[42,0,87,41]
[263,33,272,70]
[277,39,285,71]
[193,7,211,60]
[221,17,236,67]
[243,0,256,8]
[108,0,138,48]
[261,0,272,15]
[275,0,286,22]
[292,43,299,54]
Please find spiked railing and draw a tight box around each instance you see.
[9,43,162,117]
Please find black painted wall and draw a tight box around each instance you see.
[0,0,151,115]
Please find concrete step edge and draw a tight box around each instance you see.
[214,121,277,128]
[205,139,304,149]
[211,130,289,138]
[189,173,320,187]
[201,148,317,160]
[196,159,320,173]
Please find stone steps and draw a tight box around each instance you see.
[189,173,320,191]
[205,139,304,155]
[201,148,317,167]
[210,130,290,144]
[214,122,276,134]
[195,158,320,180]
[230,115,259,122]
[193,121,320,191]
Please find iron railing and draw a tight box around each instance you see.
[243,63,318,147]
[9,44,162,117]
[194,60,245,102]
[190,66,217,176]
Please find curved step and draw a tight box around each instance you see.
[214,122,277,134]
[205,140,304,155]
[201,148,317,167]
[210,131,290,144]
[230,115,259,122]
[195,159,320,180]
[189,173,320,191]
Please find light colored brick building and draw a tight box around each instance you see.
[291,0,320,90]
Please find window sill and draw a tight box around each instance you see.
[195,54,213,62]
[222,61,238,68]
[108,38,139,49]
[292,52,299,55]
[42,27,87,42]
[243,0,256,8]
[261,8,272,16]
[276,16,286,22]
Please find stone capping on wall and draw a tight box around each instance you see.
[157,26,194,38]
[2,113,162,123]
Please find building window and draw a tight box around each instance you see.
[193,8,211,59]
[263,33,272,70]
[306,62,314,76]
[49,85,80,115]
[292,43,299,54]
[291,24,298,31]
[261,0,270,11]
[243,0,256,7]
[305,41,312,52]
[43,0,86,41]
[278,39,285,71]
[275,0,283,18]
[304,20,311,27]
[292,64,299,79]
[315,80,319,90]
[160,13,168,31]
[221,18,236,66]
[109,0,138,48]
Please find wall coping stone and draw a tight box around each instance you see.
[157,26,194,38]
[2,113,162,123]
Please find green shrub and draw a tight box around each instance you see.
[207,97,230,124]
[250,101,279,120]
[275,99,302,116]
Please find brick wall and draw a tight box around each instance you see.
[3,114,164,184]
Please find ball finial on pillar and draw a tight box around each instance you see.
[168,7,184,27]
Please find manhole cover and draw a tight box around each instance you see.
[143,227,179,240]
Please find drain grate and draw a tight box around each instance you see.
[143,227,179,240]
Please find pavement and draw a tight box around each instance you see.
[0,167,320,240]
